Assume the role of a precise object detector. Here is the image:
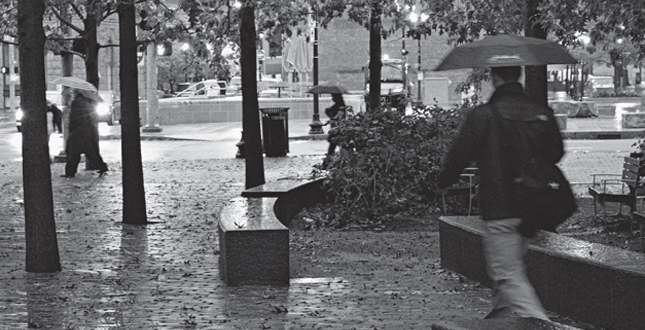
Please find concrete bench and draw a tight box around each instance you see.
[218,178,324,286]
[595,104,616,116]
[439,215,645,330]
[554,114,567,130]
[622,111,645,128]
[550,101,598,118]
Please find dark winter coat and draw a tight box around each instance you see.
[69,94,98,137]
[437,82,564,220]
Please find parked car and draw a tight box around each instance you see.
[363,58,408,113]
[226,76,242,96]
[585,75,615,97]
[97,90,119,125]
[174,80,228,98]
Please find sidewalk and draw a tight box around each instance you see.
[99,118,327,142]
[101,115,644,142]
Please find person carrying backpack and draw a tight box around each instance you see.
[437,66,564,320]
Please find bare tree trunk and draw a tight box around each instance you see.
[118,0,148,225]
[368,1,382,113]
[240,4,265,189]
[18,0,61,272]
[525,0,548,107]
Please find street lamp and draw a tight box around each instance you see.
[408,12,428,103]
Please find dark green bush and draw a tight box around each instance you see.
[313,104,470,229]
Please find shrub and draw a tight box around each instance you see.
[313,104,470,229]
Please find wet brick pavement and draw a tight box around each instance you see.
[1,98,641,329]
[0,158,495,329]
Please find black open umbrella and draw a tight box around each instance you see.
[434,34,578,71]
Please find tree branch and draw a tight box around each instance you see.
[59,49,86,59]
[0,39,19,46]
[69,2,85,20]
[48,4,84,34]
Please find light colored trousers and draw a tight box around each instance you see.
[482,218,549,320]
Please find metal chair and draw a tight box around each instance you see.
[588,157,645,226]
[442,167,479,216]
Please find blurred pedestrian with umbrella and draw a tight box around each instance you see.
[308,85,350,156]
[52,77,108,178]
[435,34,577,320]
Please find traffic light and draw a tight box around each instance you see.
[0,66,7,74]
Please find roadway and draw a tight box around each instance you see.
[0,122,330,163]
[0,120,639,188]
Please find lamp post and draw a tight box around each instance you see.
[309,20,324,134]
[401,26,408,97]
[408,12,428,103]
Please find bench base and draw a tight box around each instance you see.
[439,215,645,330]
[432,317,580,330]
[219,197,289,286]
[219,178,324,286]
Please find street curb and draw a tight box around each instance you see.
[562,130,643,140]
[99,134,329,142]
[100,134,204,141]
[99,131,642,141]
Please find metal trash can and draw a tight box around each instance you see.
[260,107,289,157]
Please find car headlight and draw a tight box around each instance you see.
[96,102,110,116]
[15,109,23,121]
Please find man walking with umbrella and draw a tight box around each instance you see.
[62,87,108,178]
[52,76,109,178]
[435,34,578,320]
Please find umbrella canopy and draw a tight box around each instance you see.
[307,85,348,94]
[282,39,293,73]
[51,76,98,92]
[78,89,103,103]
[434,34,578,71]
[284,35,312,73]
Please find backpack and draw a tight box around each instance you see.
[491,104,577,237]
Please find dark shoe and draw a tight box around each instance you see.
[60,174,75,178]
